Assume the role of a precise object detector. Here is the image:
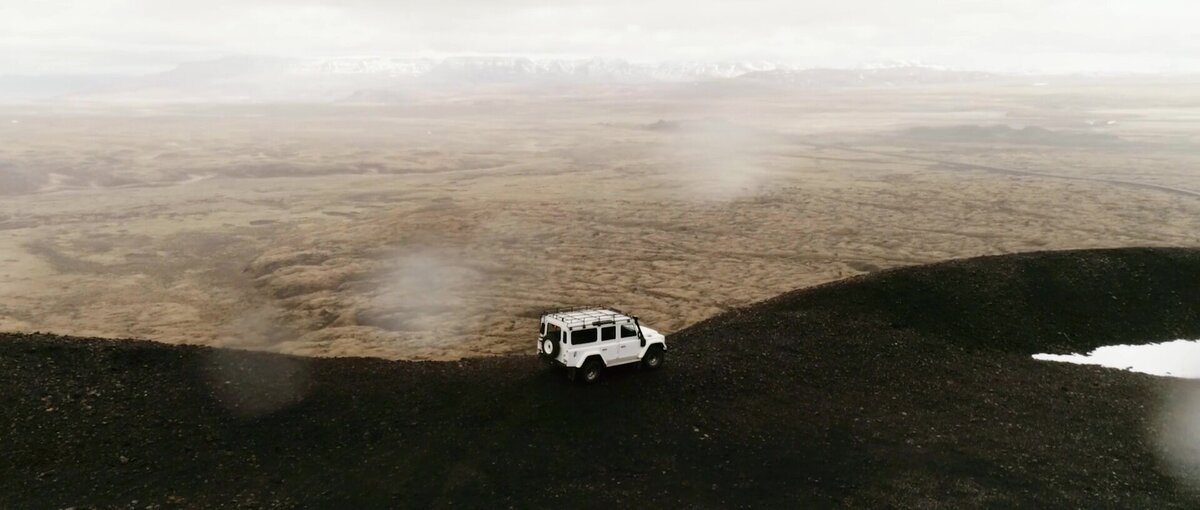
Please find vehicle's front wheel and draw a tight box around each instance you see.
[642,346,664,370]
[578,359,603,384]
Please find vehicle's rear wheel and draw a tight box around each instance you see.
[578,359,603,384]
[642,346,664,370]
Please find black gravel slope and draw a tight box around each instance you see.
[4,247,1200,508]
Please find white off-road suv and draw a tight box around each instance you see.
[537,308,667,383]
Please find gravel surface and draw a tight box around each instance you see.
[4,247,1200,508]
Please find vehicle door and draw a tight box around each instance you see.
[617,322,642,363]
[598,325,622,365]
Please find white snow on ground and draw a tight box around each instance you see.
[1033,340,1200,379]
[179,174,215,185]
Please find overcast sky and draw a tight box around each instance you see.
[2,0,1196,75]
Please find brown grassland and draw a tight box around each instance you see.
[2,80,1199,359]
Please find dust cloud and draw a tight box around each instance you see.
[364,249,488,346]
[649,119,772,200]
[203,348,311,418]
[1157,381,1200,489]
[219,305,295,350]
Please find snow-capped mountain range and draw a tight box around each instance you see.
[2,55,1001,102]
[181,55,808,81]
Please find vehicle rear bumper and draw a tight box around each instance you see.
[539,352,567,368]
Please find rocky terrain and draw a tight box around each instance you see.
[3,247,1200,508]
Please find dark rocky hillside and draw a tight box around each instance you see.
[4,248,1200,508]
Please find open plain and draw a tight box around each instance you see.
[2,80,1200,359]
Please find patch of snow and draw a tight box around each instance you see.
[860,59,947,71]
[1033,340,1200,379]
[38,172,70,193]
[179,174,215,185]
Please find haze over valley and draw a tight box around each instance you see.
[3,67,1199,359]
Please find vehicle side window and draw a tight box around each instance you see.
[572,328,597,345]
[621,324,639,338]
[543,323,561,342]
[600,326,615,341]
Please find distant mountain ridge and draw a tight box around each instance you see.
[9,55,1004,102]
[739,66,995,86]
[169,55,808,81]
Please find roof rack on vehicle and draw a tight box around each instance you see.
[540,306,638,329]
[540,305,637,317]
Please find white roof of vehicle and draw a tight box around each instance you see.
[542,308,634,329]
